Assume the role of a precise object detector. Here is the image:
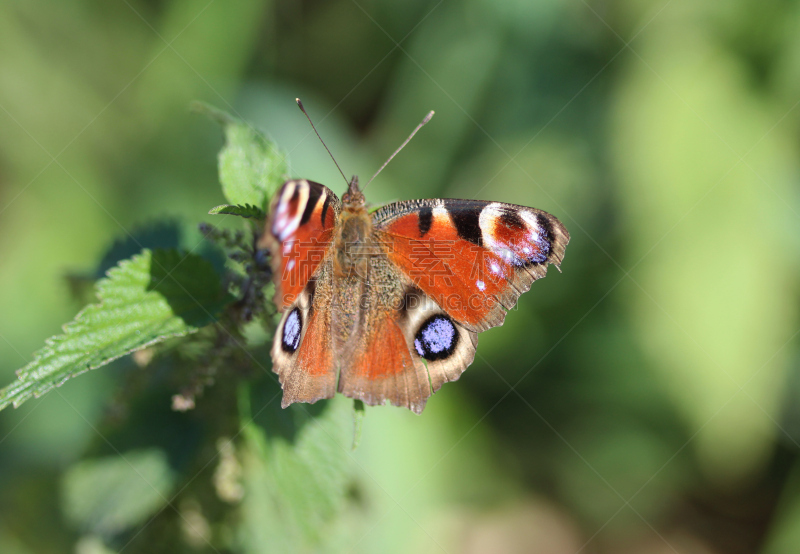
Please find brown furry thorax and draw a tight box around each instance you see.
[335,175,372,278]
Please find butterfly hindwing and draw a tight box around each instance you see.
[271,258,337,407]
[372,199,570,332]
[334,258,477,414]
[395,287,478,397]
[334,255,432,413]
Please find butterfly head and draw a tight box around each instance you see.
[341,175,365,207]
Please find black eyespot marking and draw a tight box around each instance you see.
[418,206,433,237]
[300,184,322,226]
[505,213,555,268]
[281,308,303,353]
[537,214,554,243]
[445,201,483,246]
[414,314,459,361]
[320,194,331,227]
[499,210,525,231]
[523,213,553,266]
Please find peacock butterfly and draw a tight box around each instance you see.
[258,101,570,414]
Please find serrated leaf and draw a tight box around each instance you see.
[0,249,233,411]
[237,396,353,551]
[62,448,175,536]
[197,102,287,209]
[208,203,266,220]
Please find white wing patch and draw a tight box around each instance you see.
[272,180,310,241]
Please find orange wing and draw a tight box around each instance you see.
[261,180,341,406]
[372,199,569,332]
[338,314,431,414]
[271,262,337,407]
[259,179,339,309]
[334,261,477,415]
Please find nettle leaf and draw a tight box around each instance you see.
[195,102,287,209]
[237,396,354,551]
[0,249,233,411]
[208,203,266,220]
[62,448,175,536]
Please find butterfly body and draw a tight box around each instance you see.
[334,180,373,280]
[260,177,569,414]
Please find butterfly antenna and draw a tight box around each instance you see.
[364,110,434,189]
[296,98,349,186]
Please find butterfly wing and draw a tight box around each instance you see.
[271,260,337,406]
[260,180,341,406]
[334,257,477,414]
[259,179,340,309]
[393,286,479,406]
[372,199,569,332]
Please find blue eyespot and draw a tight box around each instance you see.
[414,314,458,361]
[281,308,302,353]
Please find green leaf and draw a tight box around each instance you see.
[208,203,266,220]
[61,448,176,536]
[237,397,354,551]
[0,249,233,411]
[196,102,287,209]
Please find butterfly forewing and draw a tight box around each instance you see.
[259,179,340,309]
[372,199,570,332]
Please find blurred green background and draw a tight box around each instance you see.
[2,0,800,553]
